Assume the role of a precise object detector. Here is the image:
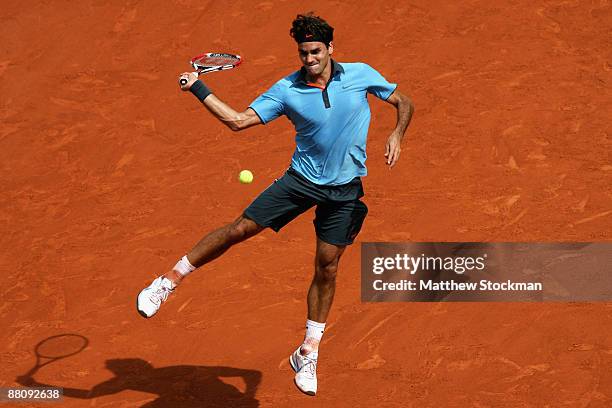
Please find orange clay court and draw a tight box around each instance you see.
[1,1,611,407]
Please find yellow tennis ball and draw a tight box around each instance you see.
[239,170,253,184]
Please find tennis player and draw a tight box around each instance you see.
[138,12,414,396]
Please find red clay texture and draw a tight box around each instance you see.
[1,1,610,407]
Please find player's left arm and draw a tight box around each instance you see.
[384,89,414,168]
[15,375,113,399]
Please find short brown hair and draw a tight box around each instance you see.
[290,12,334,46]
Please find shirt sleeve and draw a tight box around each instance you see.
[248,80,286,124]
[362,64,398,101]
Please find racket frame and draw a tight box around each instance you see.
[180,52,241,85]
[22,334,89,379]
[34,334,89,367]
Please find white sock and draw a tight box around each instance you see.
[301,319,325,355]
[173,255,196,277]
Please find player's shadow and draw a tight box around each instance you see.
[18,357,262,407]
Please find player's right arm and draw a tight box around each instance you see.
[179,72,261,132]
[198,94,262,131]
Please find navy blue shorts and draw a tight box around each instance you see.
[243,168,368,246]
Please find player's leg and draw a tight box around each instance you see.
[290,197,368,396]
[163,215,264,285]
[137,215,264,318]
[306,238,345,337]
[306,198,368,331]
[290,239,346,396]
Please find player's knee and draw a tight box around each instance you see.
[227,222,248,242]
[315,260,338,282]
[227,217,260,242]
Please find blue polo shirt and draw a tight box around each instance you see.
[249,61,397,186]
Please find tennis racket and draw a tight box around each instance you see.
[179,52,242,85]
[22,334,89,380]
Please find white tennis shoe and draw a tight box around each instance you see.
[137,276,175,318]
[289,346,318,396]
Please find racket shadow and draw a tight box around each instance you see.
[17,335,262,408]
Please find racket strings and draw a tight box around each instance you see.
[193,56,240,68]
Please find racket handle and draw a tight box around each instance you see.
[180,78,188,86]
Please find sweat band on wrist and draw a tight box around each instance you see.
[190,80,212,102]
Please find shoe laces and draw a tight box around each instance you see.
[301,354,317,378]
[150,279,173,306]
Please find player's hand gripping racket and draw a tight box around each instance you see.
[179,53,241,86]
[17,334,89,385]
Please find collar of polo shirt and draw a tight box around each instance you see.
[294,60,344,86]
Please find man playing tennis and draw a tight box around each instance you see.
[138,12,414,396]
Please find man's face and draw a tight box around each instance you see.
[298,41,333,77]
